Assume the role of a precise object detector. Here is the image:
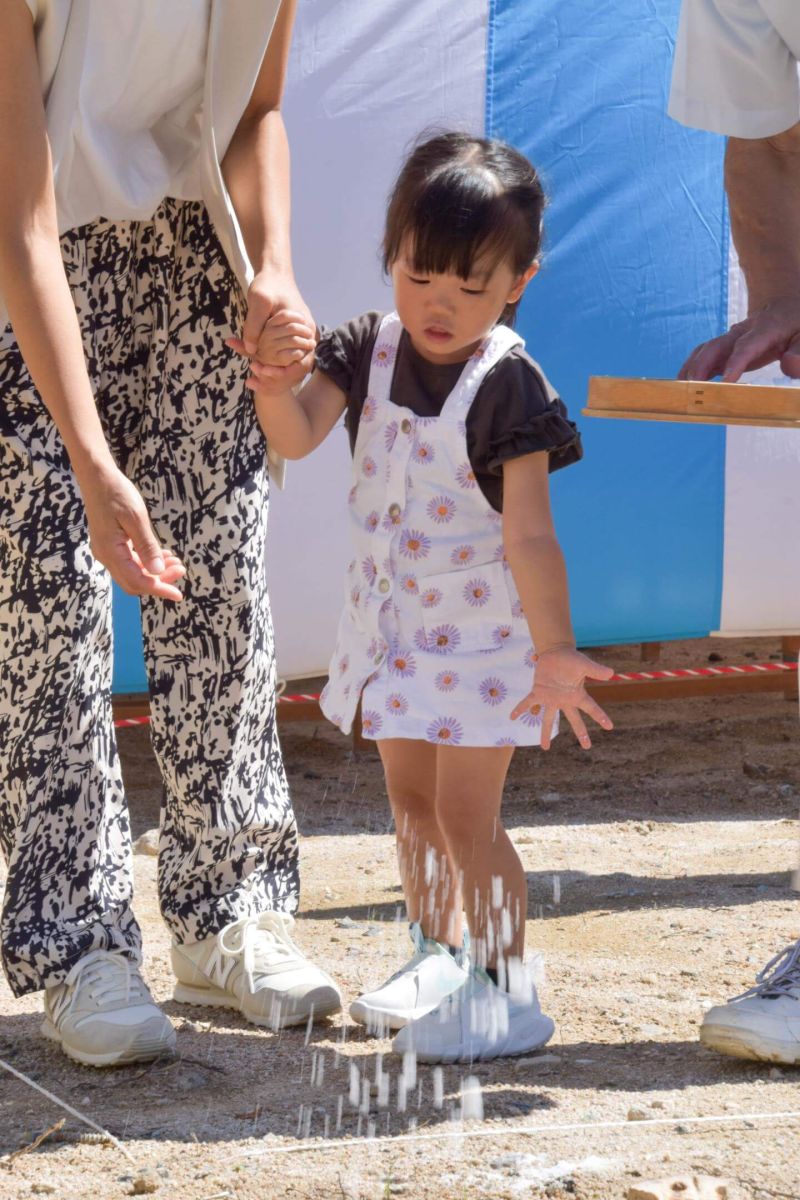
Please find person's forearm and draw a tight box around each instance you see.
[253,384,315,459]
[726,125,800,313]
[505,534,576,654]
[223,109,293,279]
[0,231,116,488]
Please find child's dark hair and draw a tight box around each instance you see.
[383,132,545,325]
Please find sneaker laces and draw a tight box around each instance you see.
[734,941,800,1001]
[218,913,303,995]
[56,950,146,1019]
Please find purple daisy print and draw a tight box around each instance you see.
[388,647,417,678]
[456,463,477,490]
[519,707,543,729]
[350,586,361,608]
[524,646,537,668]
[386,693,409,716]
[412,441,435,465]
[463,577,491,607]
[364,510,379,533]
[362,396,377,422]
[362,709,383,735]
[427,717,463,745]
[400,529,431,560]
[362,456,377,478]
[495,736,517,747]
[492,624,513,647]
[421,587,443,609]
[399,573,419,595]
[348,485,358,506]
[382,510,402,532]
[493,544,511,571]
[512,599,525,619]
[412,627,429,652]
[451,544,475,567]
[374,343,396,367]
[384,421,399,453]
[362,556,378,585]
[338,655,349,676]
[479,677,508,706]
[428,624,461,655]
[427,495,456,524]
[435,670,460,693]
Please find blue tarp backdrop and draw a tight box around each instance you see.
[111,0,730,694]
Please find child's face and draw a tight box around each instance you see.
[391,246,537,364]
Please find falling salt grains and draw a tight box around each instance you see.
[296,1104,305,1137]
[403,1050,417,1090]
[304,1009,315,1046]
[313,1052,325,1087]
[407,1116,418,1133]
[336,1095,344,1132]
[349,1063,360,1108]
[416,1080,423,1109]
[367,1117,377,1139]
[377,1072,390,1108]
[433,1067,444,1110]
[459,1075,484,1122]
[323,1114,330,1139]
[302,1106,312,1139]
[491,875,504,908]
[397,1074,408,1113]
[360,1077,371,1116]
[552,874,561,905]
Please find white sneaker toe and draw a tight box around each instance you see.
[699,942,800,1065]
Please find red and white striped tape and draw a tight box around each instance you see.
[112,660,798,729]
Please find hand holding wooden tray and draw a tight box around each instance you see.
[585,376,800,428]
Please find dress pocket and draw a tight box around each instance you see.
[418,559,512,654]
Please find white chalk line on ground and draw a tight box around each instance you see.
[0,1055,134,1163]
[243,1107,800,1158]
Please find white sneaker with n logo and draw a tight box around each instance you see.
[42,949,176,1067]
[171,912,342,1029]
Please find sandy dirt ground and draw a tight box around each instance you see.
[2,637,800,1200]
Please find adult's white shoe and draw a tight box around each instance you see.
[700,941,800,1064]
[42,949,176,1067]
[172,912,342,1029]
[392,966,555,1064]
[350,923,467,1033]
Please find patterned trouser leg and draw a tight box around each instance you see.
[0,200,299,996]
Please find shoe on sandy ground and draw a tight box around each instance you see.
[392,965,554,1063]
[172,912,341,1029]
[350,922,467,1032]
[42,949,176,1067]
[700,940,800,1064]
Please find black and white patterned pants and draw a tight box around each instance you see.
[0,200,299,997]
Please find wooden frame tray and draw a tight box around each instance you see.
[585,376,800,428]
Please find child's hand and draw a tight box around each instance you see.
[227,310,316,391]
[511,645,614,751]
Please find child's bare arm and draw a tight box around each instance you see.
[502,452,614,749]
[251,369,347,460]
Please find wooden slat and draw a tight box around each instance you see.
[584,376,800,428]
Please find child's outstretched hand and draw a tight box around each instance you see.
[511,645,614,751]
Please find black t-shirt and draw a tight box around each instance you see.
[315,311,582,511]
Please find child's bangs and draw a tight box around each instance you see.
[390,169,525,281]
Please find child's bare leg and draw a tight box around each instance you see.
[378,738,463,947]
[435,745,524,975]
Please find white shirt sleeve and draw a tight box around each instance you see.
[669,0,800,138]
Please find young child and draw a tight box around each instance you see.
[244,132,614,1063]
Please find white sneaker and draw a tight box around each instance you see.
[42,949,176,1067]
[700,941,800,1064]
[392,965,555,1063]
[349,922,467,1032]
[172,912,342,1029]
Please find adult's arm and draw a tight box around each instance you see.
[222,0,312,370]
[0,1,184,598]
[680,122,800,381]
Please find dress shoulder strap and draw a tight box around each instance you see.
[441,323,524,418]
[365,312,403,406]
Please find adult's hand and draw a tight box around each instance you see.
[679,298,800,383]
[240,271,315,363]
[79,466,186,601]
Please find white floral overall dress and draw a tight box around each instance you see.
[320,312,546,748]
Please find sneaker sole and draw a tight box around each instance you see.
[700,1022,800,1065]
[404,1016,556,1064]
[173,982,341,1029]
[41,1017,176,1068]
[349,999,419,1032]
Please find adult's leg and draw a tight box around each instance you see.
[434,745,522,973]
[0,249,141,995]
[378,738,462,947]
[127,201,299,942]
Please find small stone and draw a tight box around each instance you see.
[742,761,768,779]
[335,916,360,929]
[627,1177,730,1200]
[514,1053,562,1069]
[133,829,159,856]
[627,1107,649,1121]
[650,1100,666,1110]
[31,1186,57,1195]
[130,1168,160,1195]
